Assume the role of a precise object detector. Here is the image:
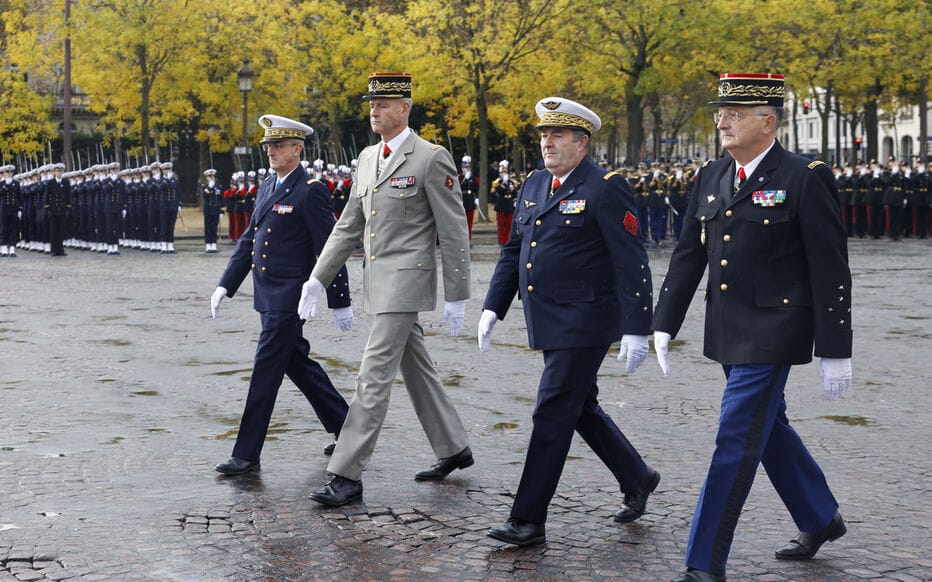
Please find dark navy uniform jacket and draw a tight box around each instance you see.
[484,157,653,350]
[219,167,350,313]
[652,141,853,365]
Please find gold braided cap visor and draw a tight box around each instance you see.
[535,112,594,134]
[260,128,307,143]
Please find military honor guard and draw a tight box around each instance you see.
[210,114,352,476]
[490,160,519,244]
[648,162,669,245]
[478,97,658,546]
[652,73,852,582]
[44,163,71,256]
[0,165,22,257]
[201,169,223,253]
[299,72,473,507]
[459,155,479,240]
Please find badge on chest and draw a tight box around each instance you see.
[272,203,294,214]
[390,176,416,189]
[558,199,586,214]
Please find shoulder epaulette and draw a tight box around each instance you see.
[702,160,711,168]
[525,170,537,180]
[808,160,826,170]
[603,170,623,181]
[307,179,320,185]
[431,144,444,150]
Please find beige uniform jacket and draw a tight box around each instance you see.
[311,131,470,313]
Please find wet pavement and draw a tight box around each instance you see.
[1,212,930,581]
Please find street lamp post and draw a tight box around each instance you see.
[237,59,255,170]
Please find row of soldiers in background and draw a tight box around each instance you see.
[219,159,355,246]
[0,161,181,257]
[835,158,931,240]
[457,156,701,246]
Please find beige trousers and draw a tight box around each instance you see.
[327,312,469,481]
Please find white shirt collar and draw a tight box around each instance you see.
[736,139,776,185]
[381,127,412,159]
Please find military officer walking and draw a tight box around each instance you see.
[299,72,473,507]
[652,73,852,582]
[210,114,353,475]
[479,97,658,547]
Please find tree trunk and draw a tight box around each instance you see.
[819,83,833,161]
[864,79,883,163]
[625,79,644,165]
[477,88,490,222]
[136,45,152,163]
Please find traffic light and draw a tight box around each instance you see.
[854,137,862,151]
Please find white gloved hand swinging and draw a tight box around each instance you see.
[653,331,672,377]
[618,335,649,373]
[298,277,325,320]
[819,357,852,401]
[332,307,353,332]
[477,309,498,352]
[210,286,227,319]
[442,300,466,337]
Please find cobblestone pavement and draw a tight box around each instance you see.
[1,215,930,581]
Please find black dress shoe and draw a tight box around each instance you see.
[309,475,363,507]
[215,457,260,475]
[323,441,336,456]
[614,468,661,522]
[775,511,846,560]
[671,568,726,582]
[488,518,546,546]
[414,446,474,481]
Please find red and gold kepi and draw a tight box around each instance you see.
[709,73,785,108]
[362,72,412,100]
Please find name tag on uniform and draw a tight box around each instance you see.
[391,176,416,189]
[559,199,586,214]
[272,204,294,214]
[752,190,786,206]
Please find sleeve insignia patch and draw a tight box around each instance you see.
[623,211,639,236]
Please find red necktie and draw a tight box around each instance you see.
[383,144,391,158]
[736,167,746,191]
[552,178,561,191]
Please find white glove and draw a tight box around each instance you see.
[819,357,852,401]
[178,205,183,213]
[210,286,227,319]
[18,210,22,220]
[122,209,127,218]
[474,197,479,206]
[442,300,466,336]
[653,331,671,377]
[297,276,325,320]
[618,335,649,373]
[477,309,498,351]
[332,307,353,332]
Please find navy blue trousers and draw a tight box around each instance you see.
[511,345,652,524]
[232,310,348,462]
[649,206,668,241]
[685,364,839,575]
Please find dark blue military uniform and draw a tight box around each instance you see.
[217,166,351,463]
[1,176,22,252]
[202,180,223,248]
[484,156,655,524]
[44,176,71,256]
[652,141,852,576]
